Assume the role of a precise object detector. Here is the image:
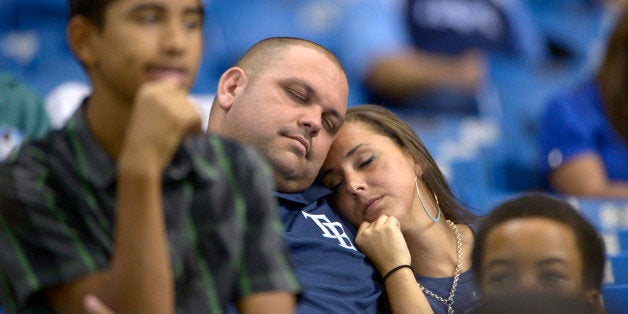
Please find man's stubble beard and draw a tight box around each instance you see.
[257,140,321,193]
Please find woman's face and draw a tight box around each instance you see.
[480,217,584,295]
[320,121,419,227]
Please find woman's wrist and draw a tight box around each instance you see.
[382,264,414,284]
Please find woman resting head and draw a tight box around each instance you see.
[319,104,479,313]
[320,104,477,227]
[472,193,606,312]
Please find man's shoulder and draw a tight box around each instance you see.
[0,130,70,208]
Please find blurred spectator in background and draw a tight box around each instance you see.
[524,0,626,76]
[0,72,50,161]
[0,0,622,204]
[539,10,628,197]
[200,0,405,107]
[366,0,546,115]
[0,0,214,131]
[0,0,89,127]
[201,0,544,116]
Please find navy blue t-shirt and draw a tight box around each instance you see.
[277,184,382,313]
[406,0,514,55]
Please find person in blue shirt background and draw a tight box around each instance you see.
[366,0,546,115]
[199,0,408,107]
[539,10,628,197]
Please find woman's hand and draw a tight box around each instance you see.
[355,215,412,276]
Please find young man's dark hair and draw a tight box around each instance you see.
[68,0,114,29]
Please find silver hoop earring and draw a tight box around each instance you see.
[415,176,441,222]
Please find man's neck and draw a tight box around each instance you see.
[85,89,133,160]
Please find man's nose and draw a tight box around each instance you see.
[298,108,323,137]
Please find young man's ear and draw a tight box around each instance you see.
[584,289,604,314]
[215,67,247,111]
[67,16,98,68]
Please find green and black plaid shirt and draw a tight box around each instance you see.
[0,104,300,313]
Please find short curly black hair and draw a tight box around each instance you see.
[68,0,116,30]
[472,193,606,291]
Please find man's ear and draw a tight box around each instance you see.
[583,289,604,313]
[67,16,99,68]
[215,67,247,111]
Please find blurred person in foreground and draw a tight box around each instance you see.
[0,0,298,312]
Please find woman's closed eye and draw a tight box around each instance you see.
[322,174,343,192]
[357,155,376,169]
[330,181,343,193]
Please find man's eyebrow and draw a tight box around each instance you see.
[183,5,205,18]
[537,257,569,267]
[127,3,164,15]
[126,3,205,17]
[281,78,318,97]
[486,258,514,268]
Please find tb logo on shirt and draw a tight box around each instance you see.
[302,211,357,251]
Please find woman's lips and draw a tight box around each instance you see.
[363,195,384,219]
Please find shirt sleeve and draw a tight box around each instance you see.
[539,88,597,177]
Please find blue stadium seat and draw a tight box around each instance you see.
[574,198,628,232]
[0,0,82,96]
[602,284,628,314]
[486,52,585,193]
[396,112,511,212]
[619,230,628,253]
[0,0,17,30]
[524,0,607,66]
[610,254,628,285]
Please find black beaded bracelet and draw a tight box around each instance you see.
[382,264,414,284]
